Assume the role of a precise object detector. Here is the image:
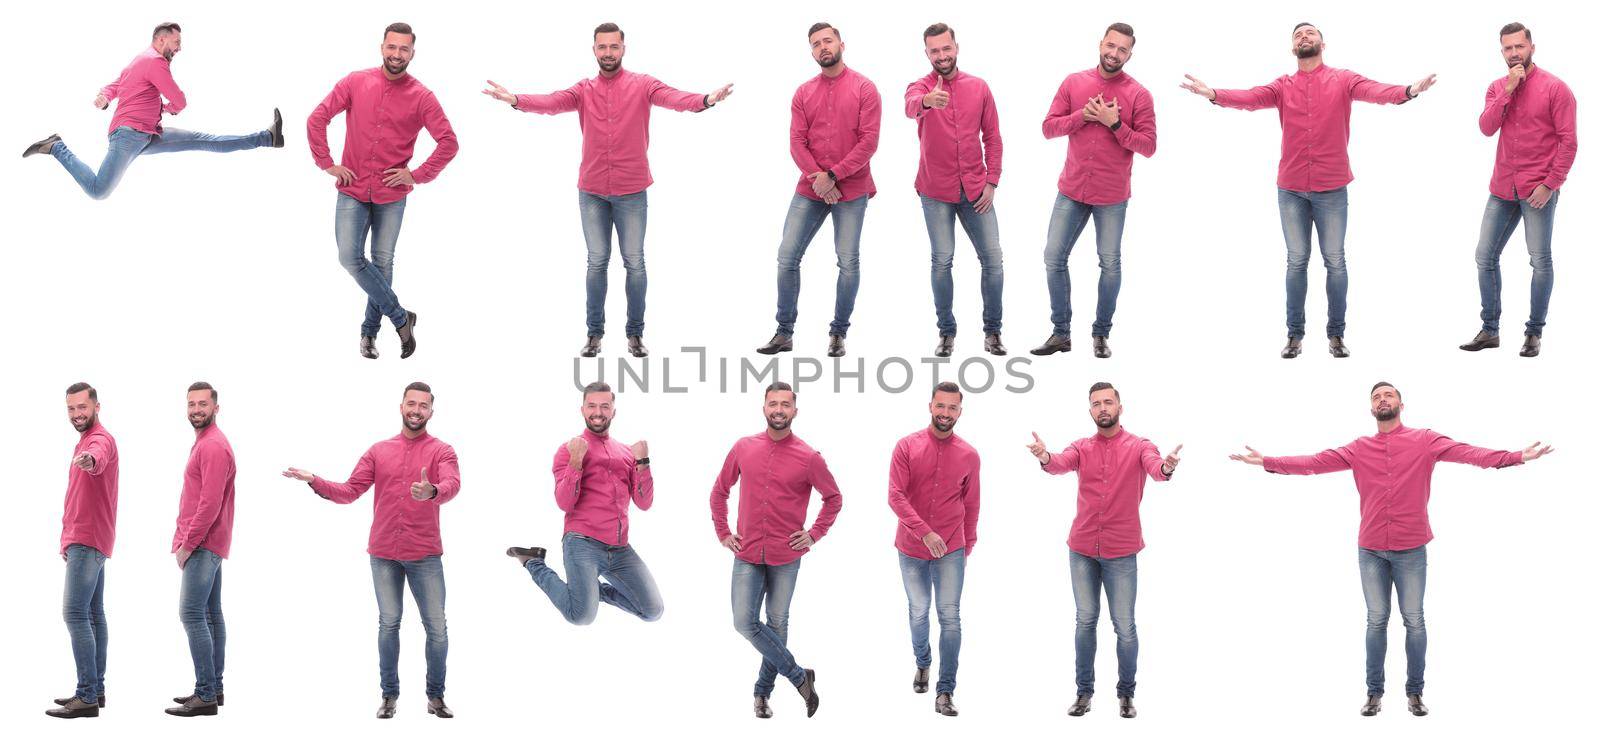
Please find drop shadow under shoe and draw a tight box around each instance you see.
[627,335,649,357]
[1407,694,1429,716]
[1030,334,1071,356]
[756,334,793,354]
[23,133,61,158]
[827,335,846,358]
[396,311,418,359]
[1119,696,1136,718]
[1520,334,1541,357]
[984,333,1007,356]
[506,545,546,565]
[427,696,453,718]
[45,697,99,719]
[1360,694,1382,716]
[912,666,930,694]
[54,694,105,708]
[1093,336,1111,359]
[174,693,224,706]
[754,695,772,719]
[360,335,378,359]
[934,692,959,717]
[1281,336,1303,359]
[1459,330,1499,351]
[580,336,602,357]
[1068,694,1091,716]
[268,108,285,147]
[377,696,398,719]
[934,335,955,358]
[1329,336,1350,358]
[164,696,219,717]
[796,668,819,718]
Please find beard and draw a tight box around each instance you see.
[597,56,621,73]
[585,415,612,435]
[1507,53,1533,69]
[931,415,956,433]
[816,50,841,68]
[1095,413,1120,429]
[403,413,428,432]
[1294,43,1321,59]
[384,57,410,75]
[162,48,175,61]
[72,414,97,433]
[189,412,214,430]
[1099,55,1125,75]
[932,58,956,77]
[1372,406,1399,422]
[766,413,791,432]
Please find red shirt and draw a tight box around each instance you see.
[887,428,981,560]
[171,425,237,558]
[514,68,709,197]
[1040,428,1171,559]
[100,47,185,135]
[309,432,462,561]
[1043,68,1157,205]
[1479,65,1578,200]
[1212,64,1412,192]
[61,423,118,557]
[1263,424,1522,550]
[551,428,653,546]
[307,68,459,205]
[905,70,1003,203]
[709,432,844,566]
[790,66,882,202]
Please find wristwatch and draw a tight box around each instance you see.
[635,456,651,467]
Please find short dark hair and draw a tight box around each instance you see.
[1293,22,1318,34]
[765,381,796,401]
[384,22,414,44]
[1089,381,1120,400]
[187,381,217,403]
[808,22,838,41]
[582,380,614,401]
[1370,381,1401,400]
[66,382,97,401]
[924,23,954,42]
[932,381,963,401]
[152,22,181,41]
[1500,22,1531,43]
[1104,22,1136,46]
[404,381,433,402]
[594,22,624,41]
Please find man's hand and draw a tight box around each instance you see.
[94,93,109,110]
[788,530,815,550]
[721,533,743,552]
[922,531,948,559]
[973,183,997,214]
[381,167,415,188]
[1026,432,1050,464]
[410,467,437,500]
[72,453,96,471]
[1228,446,1265,466]
[325,165,356,186]
[566,437,588,469]
[1162,444,1184,475]
[631,440,649,462]
[1528,184,1555,209]
[1505,64,1527,94]
[821,186,842,205]
[282,467,315,482]
[923,76,950,109]
[706,83,735,106]
[176,547,192,569]
[481,79,516,104]
[809,171,836,199]
[1408,73,1438,97]
[1521,441,1554,462]
[1093,96,1122,127]
[1180,74,1216,101]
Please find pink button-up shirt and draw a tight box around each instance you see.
[100,47,185,135]
[905,70,1002,203]
[307,68,459,205]
[514,68,708,197]
[171,424,237,558]
[1041,428,1171,559]
[888,428,981,560]
[552,428,653,546]
[1263,424,1521,551]
[1212,64,1411,192]
[309,432,462,561]
[1479,66,1578,200]
[1043,68,1157,205]
[61,423,119,557]
[709,432,844,566]
[791,66,882,202]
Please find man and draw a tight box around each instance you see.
[709,381,842,718]
[308,22,459,360]
[166,382,236,717]
[47,383,119,719]
[907,23,1004,358]
[887,381,981,717]
[24,22,283,199]
[755,22,880,358]
[284,381,462,719]
[508,381,663,625]
[1033,23,1156,360]
[483,23,733,358]
[1230,382,1552,716]
[1182,23,1436,359]
[1459,22,1577,358]
[1026,382,1180,719]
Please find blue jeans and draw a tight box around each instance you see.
[923,194,1003,335]
[1069,551,1138,698]
[1278,187,1349,338]
[63,544,108,704]
[525,532,664,625]
[731,558,806,697]
[1358,546,1426,696]
[51,125,271,200]
[178,549,225,702]
[1475,191,1558,336]
[1044,194,1125,337]
[580,190,649,337]
[898,548,966,695]
[335,194,410,337]
[371,555,448,699]
[774,193,867,337]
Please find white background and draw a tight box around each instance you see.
[2,0,1594,738]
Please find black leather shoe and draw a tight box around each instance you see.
[1329,336,1350,358]
[1459,330,1499,351]
[1119,696,1136,718]
[1520,334,1540,357]
[984,333,1007,356]
[23,133,61,158]
[268,108,285,148]
[754,695,772,719]
[45,697,100,718]
[795,668,819,718]
[934,692,959,717]
[580,336,602,357]
[164,696,218,717]
[1360,694,1381,716]
[427,696,453,718]
[377,696,398,719]
[360,336,378,359]
[627,335,649,357]
[1068,694,1091,716]
[54,694,106,708]
[827,335,846,358]
[396,311,418,359]
[1030,334,1071,355]
[1281,336,1303,359]
[912,666,929,694]
[1093,336,1111,359]
[756,334,793,354]
[934,335,955,358]
[506,545,546,565]
[173,692,223,706]
[1407,694,1428,716]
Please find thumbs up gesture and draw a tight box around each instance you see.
[411,466,437,500]
[1026,431,1050,463]
[923,75,950,109]
[1162,444,1184,475]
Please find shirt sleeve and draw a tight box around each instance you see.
[306,74,353,171]
[904,77,932,120]
[789,87,823,175]
[807,452,845,543]
[1429,432,1522,469]
[630,457,655,511]
[83,434,113,476]
[829,79,880,181]
[513,83,583,115]
[1140,439,1172,481]
[411,91,459,184]
[981,83,1003,185]
[1211,80,1281,111]
[1479,79,1512,136]
[552,443,583,513]
[425,445,462,505]
[886,439,932,539]
[1042,79,1088,139]
[1262,446,1355,475]
[1042,443,1082,474]
[646,76,710,112]
[961,457,981,556]
[1347,72,1413,105]
[152,59,186,115]
[309,447,377,504]
[709,443,742,541]
[176,443,228,551]
[1113,85,1157,158]
[1544,82,1579,191]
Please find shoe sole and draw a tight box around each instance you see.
[755,346,793,355]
